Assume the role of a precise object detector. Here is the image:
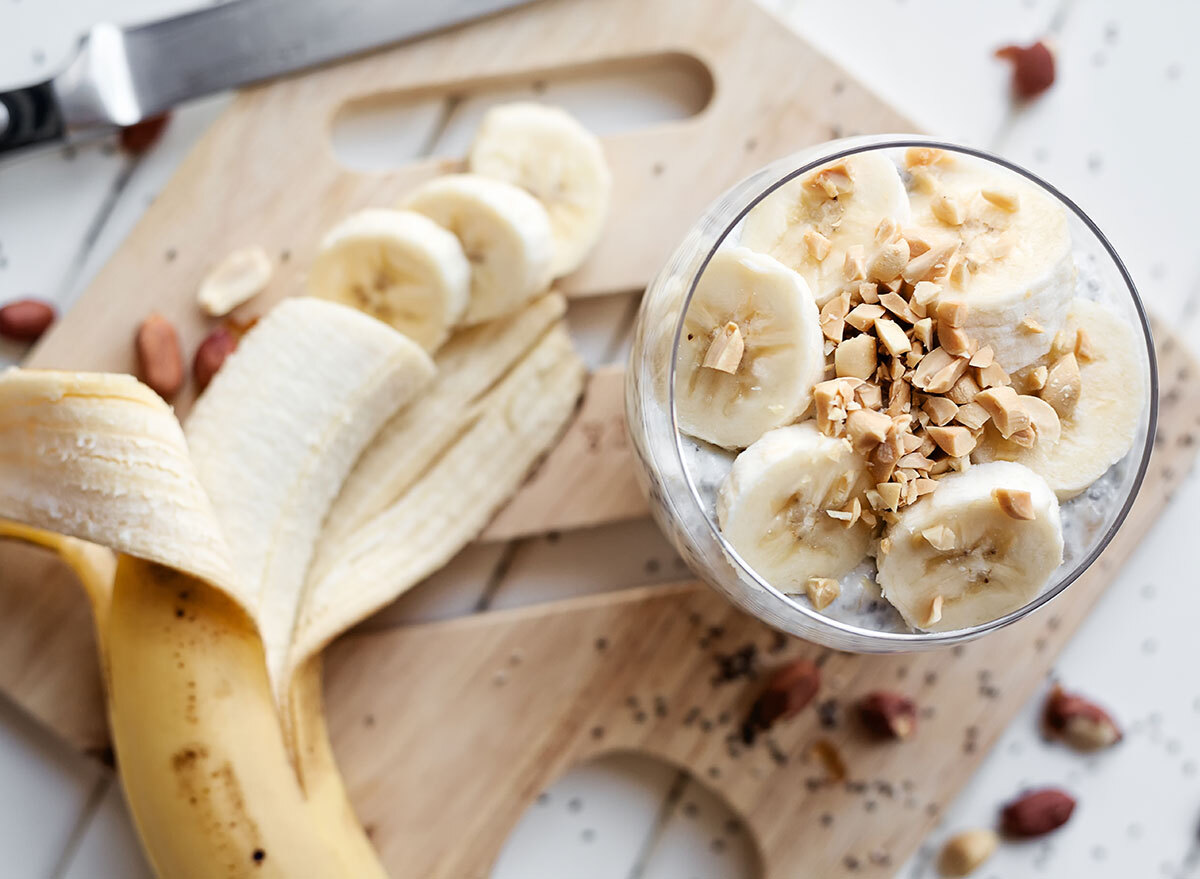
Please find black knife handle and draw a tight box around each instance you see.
[0,82,65,154]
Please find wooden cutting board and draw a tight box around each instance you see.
[1,0,1195,874]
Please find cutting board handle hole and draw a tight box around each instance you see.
[491,750,763,877]
[329,52,713,173]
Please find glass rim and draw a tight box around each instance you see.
[664,134,1160,648]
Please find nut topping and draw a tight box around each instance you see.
[922,594,944,627]
[835,333,877,380]
[806,577,841,610]
[1041,352,1082,416]
[931,193,965,226]
[993,487,1035,520]
[702,322,745,373]
[975,386,1030,438]
[803,228,833,261]
[981,187,1020,212]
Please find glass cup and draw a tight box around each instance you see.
[625,135,1158,653]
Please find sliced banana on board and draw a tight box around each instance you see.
[973,298,1146,499]
[740,151,911,305]
[674,247,825,449]
[877,461,1064,632]
[307,208,470,352]
[403,173,555,325]
[469,102,612,278]
[903,151,1076,372]
[717,422,874,593]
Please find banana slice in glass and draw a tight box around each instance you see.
[674,247,824,449]
[717,422,874,593]
[740,151,910,305]
[877,461,1064,632]
[903,150,1076,372]
[973,299,1146,499]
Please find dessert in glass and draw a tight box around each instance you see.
[626,136,1156,652]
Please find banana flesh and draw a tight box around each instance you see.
[717,422,874,592]
[903,152,1076,372]
[674,247,825,449]
[184,297,435,707]
[404,173,555,325]
[973,298,1146,499]
[877,461,1064,631]
[740,151,911,305]
[469,102,612,278]
[0,292,584,877]
[308,208,471,352]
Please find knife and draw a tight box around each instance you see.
[0,0,540,156]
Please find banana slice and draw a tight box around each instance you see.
[468,102,612,278]
[740,151,910,305]
[674,247,824,449]
[903,151,1076,371]
[877,461,1064,631]
[403,173,554,324]
[308,208,470,352]
[973,299,1147,499]
[717,422,874,592]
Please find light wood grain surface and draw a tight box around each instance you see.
[2,0,1200,877]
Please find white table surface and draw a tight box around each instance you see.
[2,1,1200,877]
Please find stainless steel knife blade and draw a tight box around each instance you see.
[0,0,540,155]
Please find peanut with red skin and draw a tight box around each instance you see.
[1001,788,1075,837]
[859,691,918,740]
[135,313,184,398]
[742,658,820,743]
[0,299,56,342]
[995,41,1056,100]
[1043,685,1122,751]
[193,327,239,392]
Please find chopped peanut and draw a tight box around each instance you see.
[846,408,893,453]
[868,240,911,283]
[954,401,991,431]
[981,188,1020,212]
[921,525,957,552]
[875,317,912,356]
[803,228,833,261]
[975,386,1032,438]
[923,396,959,426]
[968,345,994,368]
[936,300,969,328]
[994,487,1036,520]
[926,425,977,457]
[1041,353,1082,416]
[931,193,965,226]
[1074,328,1097,362]
[835,332,878,380]
[701,322,744,373]
[846,303,886,332]
[844,244,866,281]
[806,577,841,610]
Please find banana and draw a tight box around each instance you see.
[468,102,612,278]
[0,369,387,878]
[674,247,825,449]
[739,151,910,305]
[876,461,1064,632]
[403,173,554,325]
[973,298,1147,499]
[717,422,874,593]
[184,297,435,705]
[324,292,567,545]
[902,150,1076,372]
[298,319,585,664]
[307,208,471,352]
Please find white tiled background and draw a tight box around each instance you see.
[2,0,1200,876]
